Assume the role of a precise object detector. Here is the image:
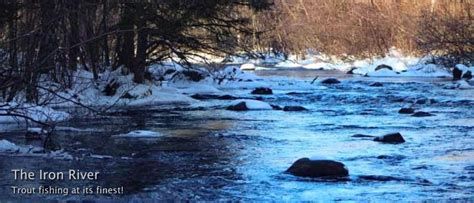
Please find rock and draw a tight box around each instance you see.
[351,134,375,138]
[462,71,472,80]
[374,133,405,144]
[286,158,349,178]
[103,79,119,96]
[271,105,283,110]
[321,78,341,84]
[251,87,273,95]
[412,111,435,117]
[226,102,248,111]
[452,66,462,80]
[375,64,393,71]
[191,94,237,100]
[370,82,383,87]
[226,100,273,111]
[182,70,205,82]
[283,106,308,111]
[358,175,408,182]
[347,67,358,74]
[398,108,415,114]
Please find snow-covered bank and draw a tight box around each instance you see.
[0,139,73,160]
[232,49,472,79]
[0,103,70,124]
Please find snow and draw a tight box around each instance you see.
[0,139,19,152]
[113,130,163,138]
[230,99,273,110]
[0,103,71,124]
[241,63,256,70]
[0,139,73,160]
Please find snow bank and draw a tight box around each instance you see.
[113,130,163,138]
[229,99,273,110]
[0,139,73,160]
[0,103,71,124]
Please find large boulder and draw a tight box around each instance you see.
[321,78,341,84]
[452,66,463,81]
[283,106,308,112]
[375,64,393,71]
[251,87,273,95]
[286,158,349,178]
[226,99,273,111]
[374,133,405,144]
[398,108,415,114]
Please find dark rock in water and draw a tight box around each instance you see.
[286,158,349,178]
[191,94,237,100]
[283,106,308,111]
[286,92,312,96]
[321,78,341,84]
[182,70,205,82]
[347,67,358,74]
[462,71,472,80]
[412,111,435,117]
[358,175,408,182]
[251,87,273,95]
[374,133,405,144]
[271,105,283,110]
[452,67,462,81]
[351,134,375,138]
[375,64,393,71]
[254,96,264,101]
[103,79,119,96]
[398,108,415,114]
[218,95,238,100]
[370,82,383,87]
[226,102,248,111]
[415,99,428,104]
[377,155,406,160]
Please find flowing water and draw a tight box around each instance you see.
[0,69,473,201]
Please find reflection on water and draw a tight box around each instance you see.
[0,70,473,201]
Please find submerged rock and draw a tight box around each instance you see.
[283,106,308,111]
[374,133,405,144]
[370,82,384,87]
[358,175,408,182]
[452,66,462,80]
[351,134,375,138]
[398,108,415,114]
[412,111,435,117]
[375,64,393,71]
[251,87,273,95]
[320,78,341,84]
[286,158,349,178]
[191,94,237,100]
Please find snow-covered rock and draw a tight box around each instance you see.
[240,63,256,70]
[0,139,73,159]
[227,99,273,111]
[113,130,163,138]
